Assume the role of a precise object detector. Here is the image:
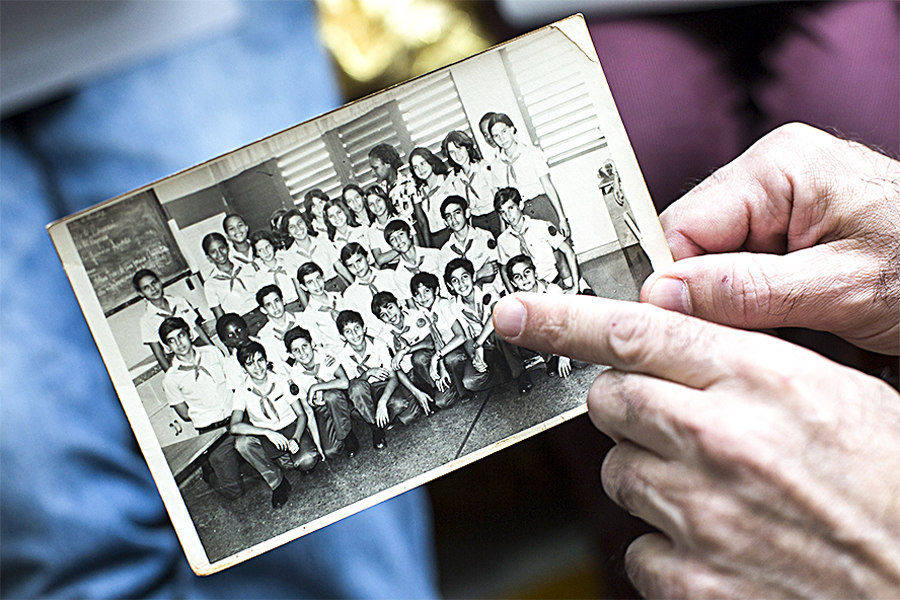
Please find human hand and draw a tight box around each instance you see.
[375,401,390,428]
[367,367,390,382]
[557,355,571,377]
[642,123,900,354]
[492,293,900,598]
[391,350,406,371]
[472,346,488,372]
[414,390,433,416]
[265,431,291,452]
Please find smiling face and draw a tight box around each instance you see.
[224,216,249,244]
[344,252,370,279]
[286,214,309,242]
[259,291,285,320]
[288,337,315,367]
[326,204,348,229]
[163,328,193,359]
[387,228,413,254]
[366,192,388,218]
[411,154,433,181]
[378,301,402,325]
[343,189,365,215]
[253,238,276,263]
[136,274,163,302]
[442,202,468,233]
[340,321,366,349]
[447,141,470,169]
[205,236,230,266]
[412,284,436,310]
[310,196,326,220]
[489,122,515,151]
[369,156,392,182]
[241,351,269,382]
[448,267,474,298]
[509,262,537,292]
[220,320,249,349]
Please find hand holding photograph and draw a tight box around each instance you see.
[47,15,672,574]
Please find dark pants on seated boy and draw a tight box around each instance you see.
[410,347,489,409]
[195,421,244,499]
[467,332,528,388]
[234,423,318,490]
[347,377,420,427]
[312,389,355,458]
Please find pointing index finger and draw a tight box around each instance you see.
[493,293,730,390]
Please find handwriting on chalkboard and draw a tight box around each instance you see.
[68,190,188,315]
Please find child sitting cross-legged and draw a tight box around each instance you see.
[334,310,426,450]
[284,326,360,459]
[229,341,324,509]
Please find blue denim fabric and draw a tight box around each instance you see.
[0,2,438,598]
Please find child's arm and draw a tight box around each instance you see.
[559,240,579,294]
[291,399,324,458]
[539,173,570,238]
[372,247,399,267]
[148,342,171,371]
[374,371,400,428]
[308,368,350,406]
[474,260,500,286]
[229,410,292,451]
[211,305,225,320]
[171,402,190,422]
[397,370,433,416]
[334,261,354,287]
[499,262,515,294]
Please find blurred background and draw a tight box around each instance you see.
[2,1,897,598]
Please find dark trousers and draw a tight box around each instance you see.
[200,432,243,499]
[347,376,420,426]
[234,421,318,489]
[312,389,353,458]
[410,346,489,409]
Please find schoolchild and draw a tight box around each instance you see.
[364,186,401,268]
[341,184,372,227]
[230,341,323,509]
[409,272,488,404]
[505,254,584,378]
[284,326,359,459]
[384,219,444,302]
[250,229,300,304]
[444,258,532,395]
[215,312,288,384]
[485,112,571,237]
[442,129,502,237]
[133,268,212,371]
[279,208,351,302]
[201,232,259,322]
[494,187,579,293]
[334,310,422,450]
[255,284,302,366]
[409,147,464,248]
[159,317,243,499]
[302,188,330,238]
[478,112,498,158]
[296,261,345,352]
[339,243,397,335]
[222,213,260,274]
[368,143,428,244]
[372,291,453,410]
[323,198,368,252]
[437,195,502,293]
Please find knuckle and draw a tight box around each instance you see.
[605,307,657,368]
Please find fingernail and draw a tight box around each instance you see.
[648,277,690,314]
[493,297,527,339]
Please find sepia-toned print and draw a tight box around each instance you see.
[48,15,672,574]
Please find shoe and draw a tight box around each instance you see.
[517,374,533,395]
[371,425,387,450]
[344,430,360,457]
[524,355,545,370]
[271,477,291,509]
[200,462,214,485]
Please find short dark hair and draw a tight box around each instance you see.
[410,272,439,296]
[444,258,474,292]
[440,195,468,219]
[296,261,323,284]
[335,310,365,334]
[237,340,267,367]
[222,213,246,231]
[368,143,402,170]
[371,291,398,318]
[478,112,497,147]
[215,312,246,340]
[486,112,516,137]
[202,232,227,255]
[249,229,277,257]
[505,254,536,282]
[132,268,158,292]
[383,219,411,244]
[441,130,482,171]
[340,242,368,265]
[256,284,283,307]
[158,317,189,345]
[283,326,312,352]
[494,187,523,213]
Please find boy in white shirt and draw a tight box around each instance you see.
[437,196,502,293]
[255,284,302,367]
[296,261,345,352]
[284,326,359,459]
[215,312,288,384]
[339,243,397,337]
[384,219,444,303]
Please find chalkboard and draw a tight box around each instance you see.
[68,189,188,315]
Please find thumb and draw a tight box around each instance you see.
[641,244,895,353]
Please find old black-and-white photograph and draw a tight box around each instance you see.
[48,16,671,574]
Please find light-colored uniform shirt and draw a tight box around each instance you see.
[139,293,199,345]
[453,286,498,337]
[420,173,465,234]
[230,244,259,274]
[282,237,340,281]
[423,297,464,347]
[439,225,502,293]
[392,247,444,300]
[341,269,397,336]
[232,373,298,431]
[299,292,344,351]
[458,161,499,216]
[256,310,302,366]
[376,306,431,372]
[330,226,369,253]
[336,337,393,380]
[497,215,565,283]
[162,346,232,429]
[254,254,299,304]
[289,349,342,399]
[492,141,549,200]
[204,264,258,315]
